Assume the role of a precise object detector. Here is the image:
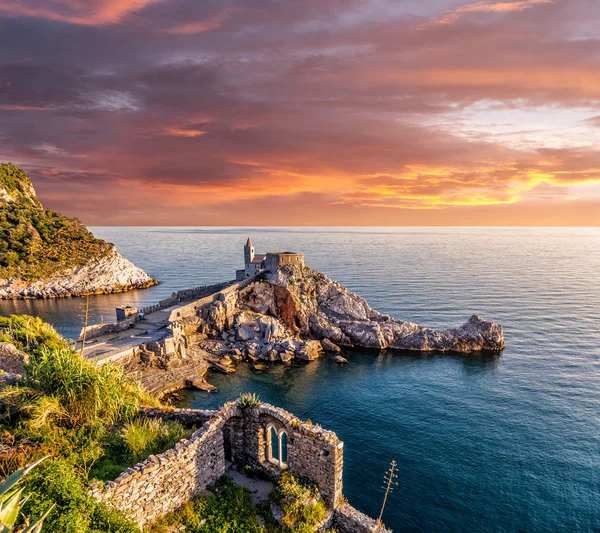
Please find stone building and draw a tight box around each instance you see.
[236,238,304,280]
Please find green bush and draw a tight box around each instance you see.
[271,472,327,530]
[0,314,68,355]
[147,476,265,533]
[21,458,139,533]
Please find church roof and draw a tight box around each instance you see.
[246,237,252,246]
[251,254,265,264]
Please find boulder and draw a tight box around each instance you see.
[0,342,29,375]
[295,340,323,361]
[320,338,341,353]
[334,355,349,364]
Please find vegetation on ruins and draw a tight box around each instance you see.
[148,473,335,533]
[148,475,267,533]
[238,392,262,409]
[0,163,113,281]
[270,472,327,532]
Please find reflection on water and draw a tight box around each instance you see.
[1,227,599,532]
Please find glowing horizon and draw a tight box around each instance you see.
[0,0,599,225]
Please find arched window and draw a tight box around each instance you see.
[280,430,288,465]
[269,426,279,463]
[266,425,288,468]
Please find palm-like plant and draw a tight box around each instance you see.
[0,457,53,533]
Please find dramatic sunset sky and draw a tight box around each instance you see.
[0,0,599,225]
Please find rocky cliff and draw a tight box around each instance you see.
[180,264,504,363]
[0,163,157,298]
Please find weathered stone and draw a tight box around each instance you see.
[0,342,28,374]
[320,338,341,353]
[334,355,349,364]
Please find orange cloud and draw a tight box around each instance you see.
[162,127,207,138]
[164,8,234,35]
[0,104,55,111]
[0,0,165,25]
[420,0,553,28]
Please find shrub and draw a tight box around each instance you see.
[147,475,265,533]
[238,393,261,409]
[20,457,139,533]
[271,472,327,530]
[4,345,157,430]
[0,314,68,355]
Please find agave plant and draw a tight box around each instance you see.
[0,457,53,533]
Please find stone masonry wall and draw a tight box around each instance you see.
[91,402,375,529]
[168,275,259,323]
[334,503,392,533]
[90,408,233,527]
[80,315,136,341]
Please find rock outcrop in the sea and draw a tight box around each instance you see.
[178,264,504,363]
[0,163,157,299]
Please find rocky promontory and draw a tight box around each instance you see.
[0,163,157,299]
[175,264,504,363]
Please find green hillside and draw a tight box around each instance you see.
[0,163,113,281]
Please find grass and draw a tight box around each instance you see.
[271,472,327,531]
[0,314,68,355]
[147,476,267,533]
[90,419,192,481]
[0,314,168,532]
[2,344,156,430]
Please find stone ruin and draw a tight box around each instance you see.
[90,401,390,532]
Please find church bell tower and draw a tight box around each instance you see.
[244,237,255,267]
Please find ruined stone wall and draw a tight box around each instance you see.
[90,408,232,527]
[91,403,368,529]
[334,503,392,533]
[241,404,343,506]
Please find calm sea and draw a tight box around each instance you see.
[1,227,599,532]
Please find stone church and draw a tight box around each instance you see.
[236,238,304,280]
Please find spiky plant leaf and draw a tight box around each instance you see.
[0,458,47,499]
[0,488,23,532]
[20,504,54,533]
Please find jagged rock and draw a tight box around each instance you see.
[0,248,157,300]
[0,342,29,374]
[320,338,341,353]
[334,355,349,364]
[182,264,504,361]
[295,340,323,361]
[279,351,294,363]
[264,265,505,353]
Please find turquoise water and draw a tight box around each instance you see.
[1,227,599,531]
